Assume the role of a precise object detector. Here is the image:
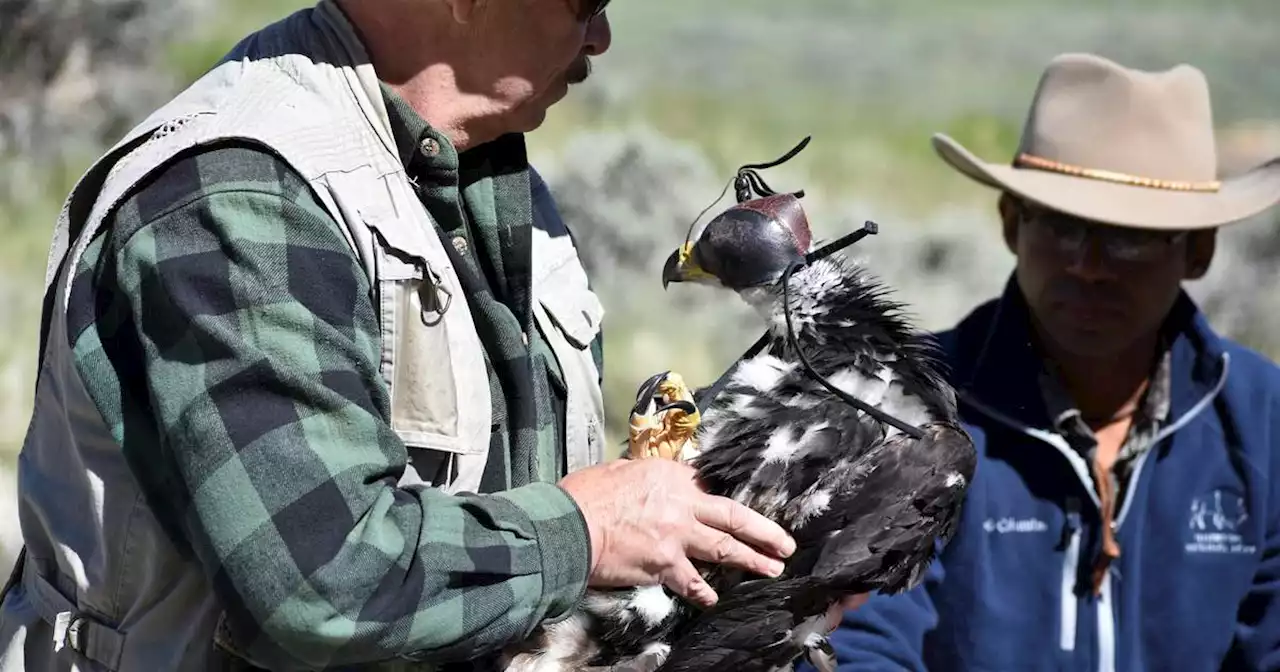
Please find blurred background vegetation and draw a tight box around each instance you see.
[1,0,1277,575]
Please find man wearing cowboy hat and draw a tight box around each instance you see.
[817,53,1280,671]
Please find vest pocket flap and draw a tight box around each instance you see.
[362,212,447,282]
[531,222,603,350]
[375,250,427,282]
[397,429,485,455]
[540,288,604,350]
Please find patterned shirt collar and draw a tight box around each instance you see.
[1035,334,1172,597]
[1038,337,1173,439]
[381,83,443,166]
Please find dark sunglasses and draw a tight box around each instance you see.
[578,0,610,21]
[1019,202,1187,263]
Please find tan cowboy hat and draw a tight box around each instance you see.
[932,52,1280,230]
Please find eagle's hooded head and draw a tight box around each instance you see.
[662,193,813,292]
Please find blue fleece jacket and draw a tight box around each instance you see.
[815,278,1280,672]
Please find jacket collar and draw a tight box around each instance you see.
[947,274,1230,433]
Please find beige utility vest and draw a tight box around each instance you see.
[0,1,606,669]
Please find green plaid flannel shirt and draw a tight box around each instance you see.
[64,85,596,668]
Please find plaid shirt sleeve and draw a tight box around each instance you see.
[68,141,591,668]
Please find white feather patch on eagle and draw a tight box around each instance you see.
[785,394,824,410]
[695,417,725,452]
[581,591,627,620]
[824,366,892,405]
[792,488,833,526]
[946,471,966,488]
[798,259,845,295]
[740,261,846,338]
[731,355,797,393]
[627,585,677,627]
[877,381,934,437]
[760,429,797,465]
[729,393,769,419]
[760,422,829,465]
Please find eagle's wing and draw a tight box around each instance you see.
[656,426,975,672]
[690,357,890,525]
[805,422,976,590]
[649,581,820,672]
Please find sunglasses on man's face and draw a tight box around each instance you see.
[1019,204,1187,264]
[579,0,610,20]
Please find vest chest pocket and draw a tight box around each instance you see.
[539,285,603,352]
[367,218,492,466]
[533,260,607,473]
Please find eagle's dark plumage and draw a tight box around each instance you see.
[495,186,976,672]
[655,253,976,672]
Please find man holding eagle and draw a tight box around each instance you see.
[0,1,901,669]
[1,0,1277,666]
[500,143,978,672]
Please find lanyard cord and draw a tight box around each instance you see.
[692,221,873,409]
[692,220,928,439]
[779,260,926,440]
[679,137,927,438]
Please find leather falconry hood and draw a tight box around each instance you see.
[680,137,922,439]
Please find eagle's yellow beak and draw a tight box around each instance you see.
[662,241,714,288]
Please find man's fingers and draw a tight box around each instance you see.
[661,556,718,608]
[825,593,871,632]
[687,527,786,577]
[693,495,796,559]
[825,604,845,633]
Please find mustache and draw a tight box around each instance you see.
[566,55,592,84]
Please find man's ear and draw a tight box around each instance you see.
[998,192,1020,255]
[1184,228,1217,280]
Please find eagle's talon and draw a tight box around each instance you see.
[627,371,702,462]
[656,400,698,416]
[631,370,673,416]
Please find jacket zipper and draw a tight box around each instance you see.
[959,352,1229,672]
[1097,570,1116,672]
[1061,497,1081,652]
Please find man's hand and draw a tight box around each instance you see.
[825,593,870,631]
[559,458,796,608]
